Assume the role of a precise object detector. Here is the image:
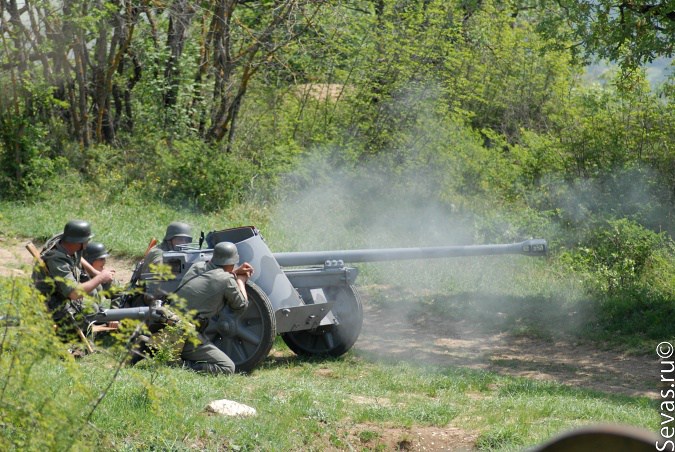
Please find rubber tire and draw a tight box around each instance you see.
[281,285,363,358]
[206,282,276,373]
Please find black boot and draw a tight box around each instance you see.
[127,335,151,366]
[182,359,230,374]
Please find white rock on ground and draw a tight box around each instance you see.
[205,399,257,417]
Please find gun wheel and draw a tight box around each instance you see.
[281,285,363,358]
[206,282,276,373]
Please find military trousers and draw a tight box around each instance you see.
[181,333,235,375]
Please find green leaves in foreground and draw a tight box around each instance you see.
[0,277,177,450]
[0,278,98,450]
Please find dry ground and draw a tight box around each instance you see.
[2,236,659,451]
[357,292,658,400]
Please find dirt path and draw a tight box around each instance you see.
[356,296,658,399]
[349,293,660,450]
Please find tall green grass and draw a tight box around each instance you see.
[0,191,271,258]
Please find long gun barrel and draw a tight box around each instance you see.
[273,239,547,267]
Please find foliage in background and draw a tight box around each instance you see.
[0,1,672,231]
[532,0,675,69]
[559,218,675,342]
[573,219,670,294]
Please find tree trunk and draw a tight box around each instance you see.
[163,0,196,110]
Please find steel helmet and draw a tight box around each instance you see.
[83,242,109,261]
[164,222,192,242]
[211,242,239,266]
[63,220,94,244]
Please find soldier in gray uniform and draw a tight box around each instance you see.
[82,242,112,288]
[81,242,121,309]
[140,222,193,275]
[130,221,193,307]
[33,220,115,339]
[175,241,254,374]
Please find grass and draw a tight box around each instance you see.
[0,191,668,449]
[2,336,659,450]
[0,194,272,259]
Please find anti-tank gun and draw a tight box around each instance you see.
[145,226,547,372]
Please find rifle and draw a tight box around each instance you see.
[26,241,94,353]
[131,237,157,286]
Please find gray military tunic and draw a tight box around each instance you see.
[36,243,83,319]
[32,242,88,342]
[139,241,170,276]
[129,241,171,307]
[174,261,248,374]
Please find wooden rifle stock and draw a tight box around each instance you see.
[122,238,158,305]
[144,238,158,257]
[25,242,42,262]
[81,257,97,277]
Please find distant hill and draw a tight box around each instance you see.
[585,57,673,87]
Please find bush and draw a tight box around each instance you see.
[0,276,200,450]
[148,138,259,212]
[0,114,69,200]
[0,278,98,450]
[590,288,675,340]
[573,218,670,295]
[558,218,675,342]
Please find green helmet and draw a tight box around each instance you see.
[211,242,239,266]
[84,242,109,261]
[164,222,192,242]
[63,220,94,244]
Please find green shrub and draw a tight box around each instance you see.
[558,218,675,342]
[147,138,258,212]
[0,278,99,450]
[573,218,669,295]
[0,114,68,200]
[0,276,200,450]
[590,288,675,340]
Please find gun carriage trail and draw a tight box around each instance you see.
[1,235,657,401]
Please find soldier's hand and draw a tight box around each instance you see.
[98,269,115,284]
[155,306,180,325]
[234,262,254,278]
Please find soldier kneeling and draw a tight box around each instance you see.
[173,241,253,374]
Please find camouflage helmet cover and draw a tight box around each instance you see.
[211,241,239,266]
[83,242,109,261]
[63,220,94,244]
[164,222,192,242]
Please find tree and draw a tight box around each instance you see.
[532,0,675,68]
[0,0,328,149]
